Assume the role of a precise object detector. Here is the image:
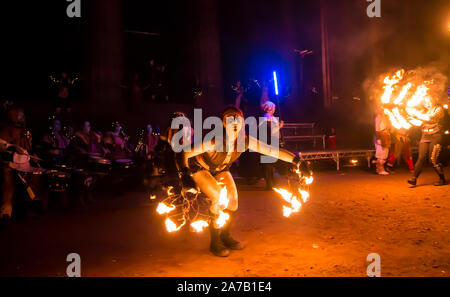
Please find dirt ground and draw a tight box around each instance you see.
[1,167,449,277]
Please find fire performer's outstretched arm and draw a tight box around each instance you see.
[247,135,297,164]
[175,137,302,175]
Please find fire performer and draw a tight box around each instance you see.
[408,104,447,186]
[175,106,306,257]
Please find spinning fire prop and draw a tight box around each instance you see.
[273,169,313,218]
[155,164,313,232]
[380,69,442,130]
[155,182,230,233]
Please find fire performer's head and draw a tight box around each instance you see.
[221,106,244,142]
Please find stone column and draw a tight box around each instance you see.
[85,0,123,113]
[185,0,223,116]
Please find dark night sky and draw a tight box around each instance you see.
[0,0,449,108]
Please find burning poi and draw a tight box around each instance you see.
[155,106,312,257]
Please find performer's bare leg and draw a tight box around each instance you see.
[192,170,242,257]
[215,171,243,251]
[192,170,230,257]
[215,171,238,211]
[192,170,222,214]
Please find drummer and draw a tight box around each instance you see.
[41,117,70,163]
[135,124,159,161]
[102,121,131,160]
[70,121,104,158]
[0,107,47,226]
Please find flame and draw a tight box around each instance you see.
[149,195,156,200]
[295,168,313,185]
[272,167,312,217]
[283,206,294,218]
[273,188,303,217]
[186,188,198,194]
[217,186,229,209]
[215,211,230,228]
[156,202,176,214]
[380,69,438,130]
[393,83,412,105]
[156,182,231,233]
[273,188,293,203]
[190,220,209,232]
[299,190,310,203]
[165,217,186,232]
[291,196,302,211]
[381,70,404,104]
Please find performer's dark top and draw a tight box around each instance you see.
[421,107,444,142]
[189,136,250,174]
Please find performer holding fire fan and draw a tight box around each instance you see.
[408,104,447,186]
[175,106,308,257]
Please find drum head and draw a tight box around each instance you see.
[115,159,133,163]
[89,157,111,165]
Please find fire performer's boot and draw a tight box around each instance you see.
[220,210,243,250]
[407,176,417,186]
[209,220,230,257]
[433,166,447,187]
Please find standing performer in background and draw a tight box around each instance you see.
[49,72,78,114]
[374,109,391,175]
[408,104,447,186]
[260,100,284,190]
[175,106,307,257]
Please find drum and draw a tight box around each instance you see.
[114,158,134,170]
[87,156,112,174]
[46,169,71,192]
[9,162,45,174]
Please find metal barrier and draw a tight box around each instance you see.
[297,147,419,171]
[282,123,327,150]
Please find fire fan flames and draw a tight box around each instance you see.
[156,168,313,230]
[155,183,230,233]
[273,168,313,218]
[380,69,439,130]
